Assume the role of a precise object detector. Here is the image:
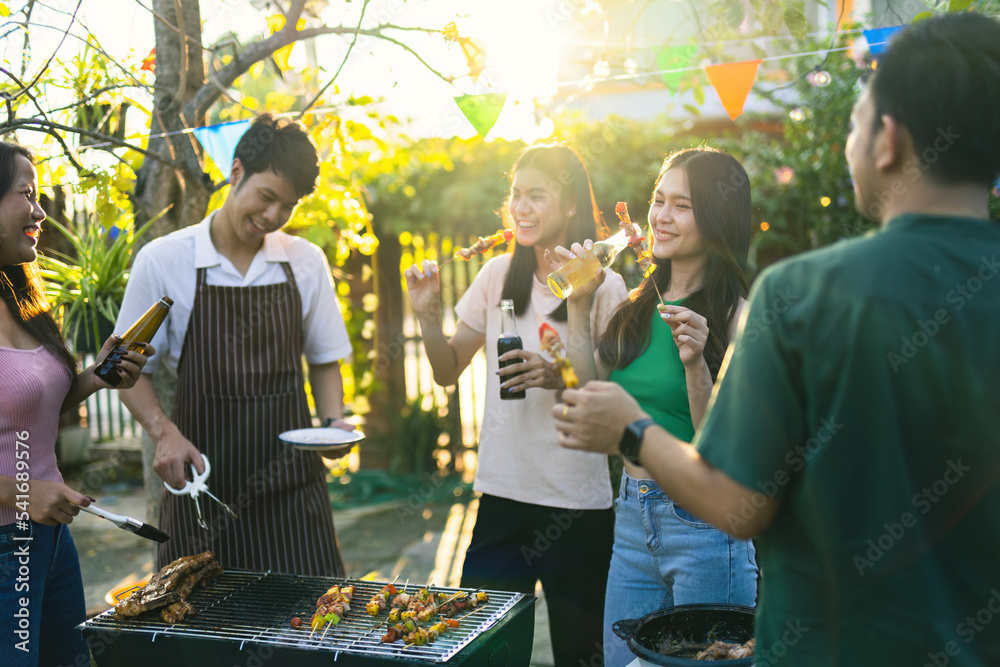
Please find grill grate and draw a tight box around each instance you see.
[83,571,527,663]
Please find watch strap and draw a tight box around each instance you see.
[621,417,656,464]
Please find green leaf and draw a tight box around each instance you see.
[683,103,703,117]
[948,0,973,10]
[762,2,784,35]
[784,6,810,40]
[693,84,705,106]
[912,10,935,22]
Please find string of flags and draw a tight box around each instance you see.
[72,23,910,167]
[453,25,905,130]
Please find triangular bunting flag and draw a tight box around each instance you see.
[705,60,762,121]
[863,26,905,55]
[140,48,155,73]
[656,44,698,92]
[455,93,508,137]
[837,0,854,30]
[192,120,252,180]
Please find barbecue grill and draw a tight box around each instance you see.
[79,570,535,666]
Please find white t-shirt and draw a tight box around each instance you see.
[454,254,628,510]
[116,213,352,376]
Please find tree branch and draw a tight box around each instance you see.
[21,0,36,79]
[299,0,371,118]
[0,118,187,171]
[8,0,84,101]
[172,0,189,106]
[1,67,51,123]
[187,24,457,119]
[133,0,206,50]
[285,0,308,22]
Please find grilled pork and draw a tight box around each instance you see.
[160,600,198,624]
[115,551,221,618]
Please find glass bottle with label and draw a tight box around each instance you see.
[546,229,631,299]
[95,296,173,387]
[498,299,526,400]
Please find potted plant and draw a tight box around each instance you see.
[38,211,160,354]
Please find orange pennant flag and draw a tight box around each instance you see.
[140,48,155,72]
[705,59,762,121]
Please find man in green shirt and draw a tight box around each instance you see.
[553,13,1000,666]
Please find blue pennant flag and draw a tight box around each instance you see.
[192,120,252,180]
[863,26,905,56]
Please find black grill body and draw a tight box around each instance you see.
[80,571,535,666]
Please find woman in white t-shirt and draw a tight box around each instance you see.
[404,143,627,666]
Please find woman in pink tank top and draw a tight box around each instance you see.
[0,141,152,667]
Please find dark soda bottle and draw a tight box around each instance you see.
[95,296,172,387]
[498,299,525,400]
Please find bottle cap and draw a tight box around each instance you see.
[161,296,174,307]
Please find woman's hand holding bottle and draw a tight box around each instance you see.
[544,241,606,301]
[498,349,564,393]
[85,335,155,391]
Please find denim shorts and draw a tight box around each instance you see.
[603,473,759,667]
[0,521,89,667]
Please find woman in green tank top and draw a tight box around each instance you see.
[555,147,759,667]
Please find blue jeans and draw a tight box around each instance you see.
[603,474,758,667]
[0,521,89,667]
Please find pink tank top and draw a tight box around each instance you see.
[0,345,73,526]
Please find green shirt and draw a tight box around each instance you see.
[696,214,1000,665]
[610,300,695,443]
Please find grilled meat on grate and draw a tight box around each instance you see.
[161,600,198,624]
[116,551,222,619]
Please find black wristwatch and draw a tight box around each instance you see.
[620,418,656,465]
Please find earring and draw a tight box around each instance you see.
[568,210,575,216]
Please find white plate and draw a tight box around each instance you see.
[278,427,365,451]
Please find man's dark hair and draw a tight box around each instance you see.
[232,114,320,198]
[872,12,1000,187]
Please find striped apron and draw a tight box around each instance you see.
[156,263,345,576]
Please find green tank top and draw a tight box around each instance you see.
[608,300,695,442]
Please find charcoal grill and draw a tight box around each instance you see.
[79,570,535,666]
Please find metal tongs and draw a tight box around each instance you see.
[163,453,237,529]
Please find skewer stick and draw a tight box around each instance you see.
[320,619,334,643]
[458,607,485,623]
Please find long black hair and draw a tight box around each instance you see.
[598,147,751,380]
[498,143,610,321]
[0,141,77,378]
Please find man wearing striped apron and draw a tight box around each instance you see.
[117,115,352,576]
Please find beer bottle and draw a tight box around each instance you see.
[95,296,173,387]
[546,229,631,299]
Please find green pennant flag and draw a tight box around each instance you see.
[455,93,508,137]
[656,45,699,93]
